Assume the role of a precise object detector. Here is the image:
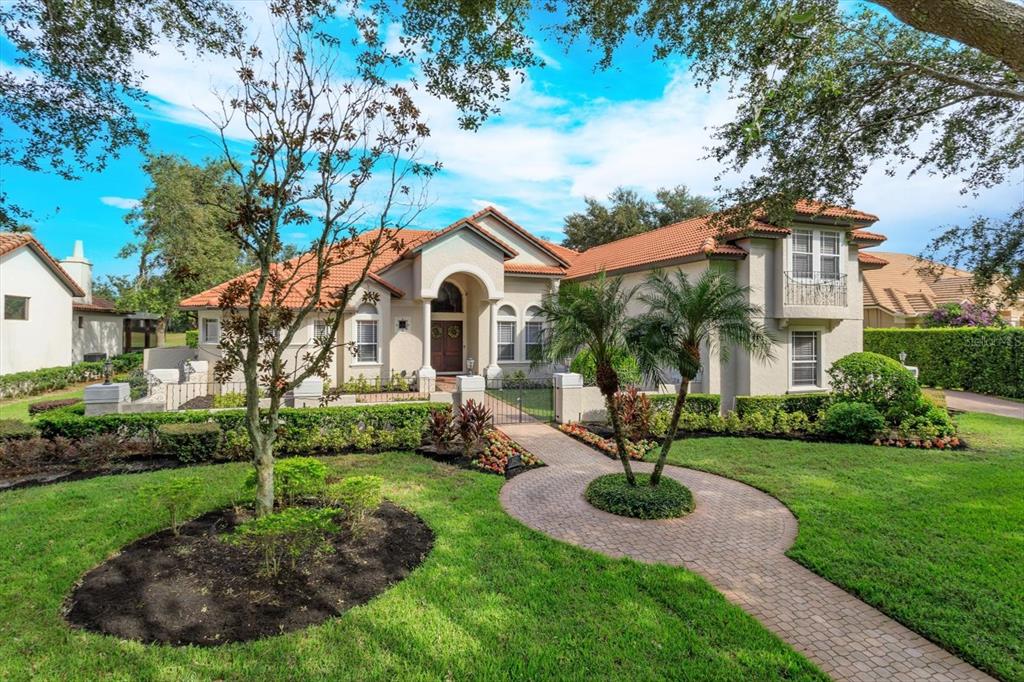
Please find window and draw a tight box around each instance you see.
[497,321,516,361]
[356,320,378,362]
[525,321,544,360]
[313,319,331,341]
[820,232,841,280]
[4,295,28,321]
[77,316,84,329]
[791,331,819,386]
[791,230,813,278]
[431,281,463,313]
[201,318,220,344]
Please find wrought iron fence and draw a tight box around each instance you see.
[166,382,250,411]
[484,376,555,424]
[784,272,847,307]
[325,375,428,404]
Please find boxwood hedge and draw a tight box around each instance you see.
[0,352,142,400]
[864,327,1023,398]
[648,393,721,416]
[734,393,830,419]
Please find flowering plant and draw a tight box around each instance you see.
[471,429,539,474]
[924,302,1001,328]
[558,422,656,460]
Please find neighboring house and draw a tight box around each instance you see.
[180,202,888,407]
[862,251,1024,327]
[0,234,157,375]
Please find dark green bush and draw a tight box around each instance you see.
[27,398,82,415]
[570,348,641,387]
[648,393,720,416]
[585,473,694,519]
[735,393,830,419]
[185,330,199,348]
[817,402,886,443]
[0,352,142,401]
[228,506,339,576]
[865,327,1024,399]
[0,419,39,440]
[157,422,222,463]
[827,352,921,422]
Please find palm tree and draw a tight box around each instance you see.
[539,272,639,485]
[628,269,775,486]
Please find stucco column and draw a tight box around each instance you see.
[418,298,436,392]
[485,298,501,381]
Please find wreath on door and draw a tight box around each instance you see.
[430,325,442,339]
[447,325,461,339]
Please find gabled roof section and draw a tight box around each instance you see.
[0,232,86,297]
[861,251,994,316]
[401,217,518,259]
[469,206,573,267]
[73,296,122,314]
[793,200,879,224]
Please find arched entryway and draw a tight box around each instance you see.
[430,281,464,373]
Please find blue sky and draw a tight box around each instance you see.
[2,2,1021,280]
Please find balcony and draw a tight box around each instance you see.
[783,272,847,307]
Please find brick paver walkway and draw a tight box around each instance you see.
[500,423,994,682]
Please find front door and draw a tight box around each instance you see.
[430,321,463,372]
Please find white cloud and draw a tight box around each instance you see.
[100,196,141,210]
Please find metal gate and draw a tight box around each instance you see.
[484,376,555,425]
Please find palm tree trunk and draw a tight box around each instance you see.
[605,393,637,485]
[650,383,690,486]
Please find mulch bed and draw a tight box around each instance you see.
[64,501,434,646]
[0,457,184,493]
[178,395,214,410]
[415,446,544,479]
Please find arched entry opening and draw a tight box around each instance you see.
[430,281,465,373]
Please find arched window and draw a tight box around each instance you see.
[497,305,517,361]
[431,281,463,313]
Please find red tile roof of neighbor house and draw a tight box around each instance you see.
[0,232,87,297]
[73,296,120,313]
[179,201,884,308]
[857,251,889,267]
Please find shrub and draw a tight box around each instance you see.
[473,429,540,474]
[157,422,222,463]
[426,408,456,452]
[817,402,886,443]
[139,476,203,536]
[585,473,694,520]
[827,352,921,422]
[615,387,653,441]
[185,329,199,348]
[0,352,142,401]
[648,393,720,416]
[213,391,247,409]
[229,507,339,576]
[327,475,383,535]
[244,456,328,506]
[864,327,1024,399]
[127,369,150,401]
[735,393,829,420]
[457,399,492,457]
[923,302,1001,328]
[27,398,82,416]
[570,348,641,387]
[0,437,57,471]
[558,423,657,460]
[0,419,38,441]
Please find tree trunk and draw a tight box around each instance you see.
[650,382,690,486]
[605,392,637,485]
[156,317,167,348]
[874,0,1024,78]
[252,435,275,517]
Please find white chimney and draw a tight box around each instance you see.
[60,240,93,304]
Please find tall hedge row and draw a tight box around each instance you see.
[864,328,1024,398]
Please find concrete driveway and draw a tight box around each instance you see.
[944,390,1024,419]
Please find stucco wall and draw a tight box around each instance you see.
[0,248,74,374]
[72,312,123,362]
[475,214,556,267]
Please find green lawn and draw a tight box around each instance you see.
[0,452,823,681]
[486,387,554,421]
[162,331,188,347]
[0,385,87,422]
[656,413,1024,681]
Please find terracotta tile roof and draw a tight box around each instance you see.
[0,232,86,297]
[539,239,579,262]
[180,231,415,309]
[73,296,121,313]
[794,200,879,223]
[857,251,888,267]
[860,251,1012,316]
[504,262,567,276]
[564,215,762,280]
[470,206,573,266]
[852,228,886,243]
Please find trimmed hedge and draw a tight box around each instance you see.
[585,473,694,520]
[33,402,445,460]
[0,419,38,441]
[735,393,829,419]
[865,327,1024,399]
[27,398,82,416]
[0,352,142,400]
[648,393,721,416]
[157,422,222,463]
[185,330,199,348]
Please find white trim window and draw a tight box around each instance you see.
[820,231,841,280]
[791,331,820,387]
[496,304,516,361]
[201,317,220,344]
[525,320,544,360]
[791,230,814,278]
[4,295,29,320]
[313,318,332,341]
[353,303,379,363]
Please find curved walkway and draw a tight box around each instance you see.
[500,423,993,682]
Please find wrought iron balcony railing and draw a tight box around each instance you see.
[784,272,847,307]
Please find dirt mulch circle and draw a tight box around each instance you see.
[64,501,434,646]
